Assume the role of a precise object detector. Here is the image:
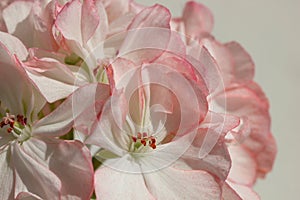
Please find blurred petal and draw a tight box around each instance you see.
[227,145,257,185]
[16,192,43,200]
[182,1,214,37]
[226,181,260,200]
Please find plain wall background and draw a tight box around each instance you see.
[136,0,300,199]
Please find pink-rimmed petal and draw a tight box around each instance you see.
[179,129,231,181]
[215,82,277,178]
[222,182,243,200]
[225,42,255,83]
[187,46,223,94]
[13,143,61,199]
[0,31,28,62]
[119,5,172,64]
[227,145,257,186]
[16,192,43,200]
[143,167,221,200]
[25,54,79,103]
[225,181,260,200]
[182,1,214,37]
[0,33,45,119]
[95,167,155,200]
[20,138,94,199]
[2,1,57,50]
[32,83,110,137]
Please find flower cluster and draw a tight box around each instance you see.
[0,0,276,199]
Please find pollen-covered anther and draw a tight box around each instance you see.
[131,132,157,150]
[1,113,27,134]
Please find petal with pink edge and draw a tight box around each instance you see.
[32,83,110,137]
[20,138,94,199]
[143,167,221,200]
[182,1,214,37]
[227,145,257,185]
[13,143,61,199]
[95,167,155,200]
[0,34,45,119]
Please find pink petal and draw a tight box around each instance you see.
[225,181,260,200]
[16,138,94,199]
[0,31,28,62]
[95,167,155,200]
[55,0,82,44]
[16,192,43,200]
[32,83,110,137]
[227,145,257,185]
[0,146,14,200]
[2,1,57,50]
[180,128,231,181]
[128,4,171,29]
[222,182,243,200]
[225,42,255,83]
[119,5,172,63]
[0,34,45,118]
[187,46,223,94]
[143,167,221,199]
[215,83,277,178]
[201,39,255,86]
[25,53,79,103]
[13,143,61,199]
[182,1,214,37]
[101,0,131,23]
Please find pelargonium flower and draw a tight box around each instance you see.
[14,0,146,103]
[172,1,277,199]
[85,51,239,199]
[0,32,95,199]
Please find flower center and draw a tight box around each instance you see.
[0,113,31,142]
[130,132,157,153]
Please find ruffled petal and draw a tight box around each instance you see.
[227,145,257,185]
[215,83,277,178]
[119,5,172,63]
[182,1,214,37]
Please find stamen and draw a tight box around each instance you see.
[1,113,27,134]
[131,132,157,150]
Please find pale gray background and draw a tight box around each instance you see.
[136,0,300,199]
